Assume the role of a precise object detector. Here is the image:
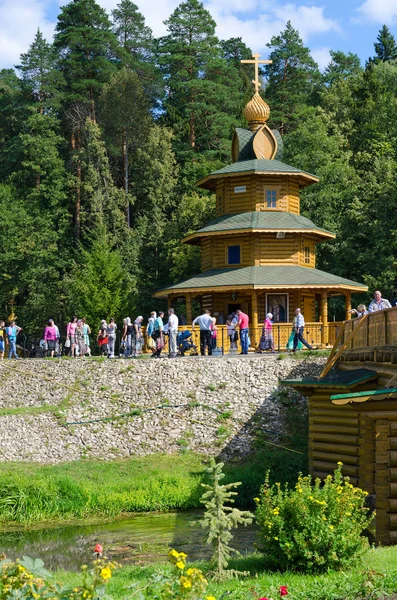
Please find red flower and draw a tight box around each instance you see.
[94,544,103,554]
[279,585,288,596]
[259,598,270,600]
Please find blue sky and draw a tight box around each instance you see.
[0,0,397,70]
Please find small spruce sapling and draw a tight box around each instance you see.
[198,457,254,581]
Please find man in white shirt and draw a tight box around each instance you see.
[368,290,391,312]
[293,308,313,352]
[192,310,213,356]
[168,308,179,357]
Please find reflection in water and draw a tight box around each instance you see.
[0,510,258,572]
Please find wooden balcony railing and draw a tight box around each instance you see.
[342,308,397,351]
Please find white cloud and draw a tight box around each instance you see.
[311,46,331,70]
[0,0,340,69]
[0,0,55,68]
[357,0,397,24]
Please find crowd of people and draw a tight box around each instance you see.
[0,289,394,360]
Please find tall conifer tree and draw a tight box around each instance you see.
[264,21,320,134]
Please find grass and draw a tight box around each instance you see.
[52,546,397,600]
[0,439,306,525]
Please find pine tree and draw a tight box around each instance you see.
[324,50,362,86]
[99,67,152,222]
[372,25,397,63]
[264,21,320,134]
[54,0,119,122]
[157,0,243,162]
[112,0,161,105]
[198,458,254,581]
[17,30,64,112]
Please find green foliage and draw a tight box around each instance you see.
[198,458,254,581]
[64,226,129,327]
[256,464,372,573]
[264,21,321,134]
[0,555,116,600]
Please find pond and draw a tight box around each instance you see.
[0,510,258,572]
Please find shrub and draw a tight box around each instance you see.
[256,463,372,573]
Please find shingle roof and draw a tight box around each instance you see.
[212,158,317,177]
[154,265,368,296]
[183,211,335,242]
[197,159,319,190]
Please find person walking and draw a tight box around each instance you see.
[82,319,91,356]
[76,319,86,357]
[122,317,133,357]
[168,308,179,357]
[368,290,391,312]
[66,316,78,357]
[293,308,313,352]
[146,314,156,353]
[192,310,213,356]
[152,311,165,358]
[0,320,5,359]
[226,317,237,352]
[7,320,22,359]
[44,319,58,357]
[132,316,144,357]
[236,309,249,355]
[97,320,109,356]
[107,318,117,358]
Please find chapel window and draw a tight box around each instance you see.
[304,246,311,264]
[265,189,278,208]
[228,245,241,265]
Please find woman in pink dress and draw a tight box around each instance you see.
[66,316,78,357]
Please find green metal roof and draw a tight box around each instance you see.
[282,368,378,389]
[197,158,319,190]
[331,387,397,401]
[154,265,368,296]
[184,211,334,240]
[211,159,317,178]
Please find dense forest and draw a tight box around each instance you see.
[1,0,397,332]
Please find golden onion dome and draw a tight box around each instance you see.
[244,92,270,130]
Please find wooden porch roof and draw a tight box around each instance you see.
[153,265,368,297]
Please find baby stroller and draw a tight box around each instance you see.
[177,330,198,356]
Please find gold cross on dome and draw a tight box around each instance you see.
[241,52,272,93]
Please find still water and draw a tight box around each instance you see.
[0,510,258,572]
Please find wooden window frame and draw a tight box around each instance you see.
[264,186,280,210]
[304,246,311,264]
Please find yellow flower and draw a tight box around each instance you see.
[337,461,343,466]
[329,525,334,530]
[272,508,279,515]
[206,597,216,600]
[322,516,327,521]
[179,576,192,589]
[176,560,186,570]
[169,549,179,559]
[274,537,279,540]
[254,497,260,503]
[100,567,112,581]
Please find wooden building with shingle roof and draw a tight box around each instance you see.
[154,54,367,346]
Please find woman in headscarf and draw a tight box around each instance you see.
[76,319,86,357]
[97,320,109,356]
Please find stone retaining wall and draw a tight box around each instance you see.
[0,355,326,463]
